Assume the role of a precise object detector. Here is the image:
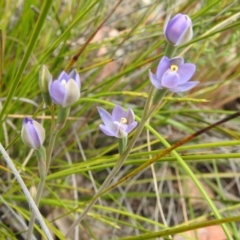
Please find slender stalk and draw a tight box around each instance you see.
[164,43,177,58]
[65,44,176,238]
[0,143,53,240]
[27,148,47,240]
[46,130,59,172]
[118,137,128,155]
[26,176,46,240]
[46,107,67,172]
[27,107,67,239]
[65,85,158,238]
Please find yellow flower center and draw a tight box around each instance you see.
[121,117,128,124]
[170,65,178,72]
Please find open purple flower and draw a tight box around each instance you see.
[49,70,81,108]
[149,56,198,92]
[164,13,193,46]
[21,118,45,149]
[97,105,138,138]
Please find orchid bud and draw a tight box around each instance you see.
[39,65,52,93]
[39,65,52,105]
[49,70,81,108]
[164,14,193,46]
[21,118,45,149]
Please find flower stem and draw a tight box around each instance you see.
[57,106,70,125]
[164,43,177,58]
[66,42,185,238]
[118,137,128,155]
[46,107,67,172]
[65,85,160,238]
[27,107,68,239]
[26,147,47,240]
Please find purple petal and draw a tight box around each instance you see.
[177,63,196,84]
[112,105,125,122]
[149,70,162,89]
[21,118,44,149]
[170,57,184,67]
[161,71,180,88]
[49,81,66,105]
[99,124,116,137]
[57,71,69,82]
[97,107,114,127]
[175,16,193,46]
[69,69,81,88]
[156,56,170,80]
[169,81,199,92]
[26,121,40,149]
[126,108,135,123]
[126,121,138,133]
[32,120,45,146]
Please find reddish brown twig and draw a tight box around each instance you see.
[65,0,124,72]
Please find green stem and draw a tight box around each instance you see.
[151,89,168,114]
[118,137,128,155]
[65,39,194,238]
[65,85,159,238]
[164,43,177,58]
[27,146,49,240]
[46,129,59,172]
[57,106,70,125]
[26,176,46,240]
[27,147,47,240]
[46,107,67,172]
[27,107,68,239]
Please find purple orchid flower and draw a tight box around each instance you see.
[164,13,193,46]
[49,69,81,108]
[21,118,45,149]
[97,105,138,138]
[149,56,198,92]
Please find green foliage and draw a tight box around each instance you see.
[1,0,240,239]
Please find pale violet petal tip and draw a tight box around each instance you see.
[126,108,135,123]
[156,56,170,80]
[177,63,196,84]
[58,71,69,81]
[149,70,162,89]
[99,124,115,137]
[126,121,138,133]
[97,107,113,126]
[69,69,81,87]
[170,81,199,92]
[112,105,125,122]
[49,81,66,106]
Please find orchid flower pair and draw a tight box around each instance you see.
[97,13,198,138]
